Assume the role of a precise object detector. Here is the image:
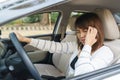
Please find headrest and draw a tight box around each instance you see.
[68,15,78,31]
[95,9,120,40]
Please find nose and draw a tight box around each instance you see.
[80,32,86,38]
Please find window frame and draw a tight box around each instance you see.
[66,63,120,80]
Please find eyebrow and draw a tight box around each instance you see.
[75,30,80,33]
[76,29,87,31]
[75,29,79,31]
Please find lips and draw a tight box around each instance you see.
[81,40,85,44]
[80,38,85,44]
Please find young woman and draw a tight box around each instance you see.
[15,13,113,77]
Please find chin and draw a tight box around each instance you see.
[81,42,85,45]
[82,43,85,45]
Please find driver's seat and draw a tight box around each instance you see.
[33,17,77,79]
[34,49,71,79]
[34,9,120,79]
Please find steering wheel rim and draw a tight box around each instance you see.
[9,32,41,80]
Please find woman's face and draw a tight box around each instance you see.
[76,28,88,45]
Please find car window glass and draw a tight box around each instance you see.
[112,13,120,33]
[103,73,120,80]
[0,12,59,38]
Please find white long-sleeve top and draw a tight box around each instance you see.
[29,39,113,77]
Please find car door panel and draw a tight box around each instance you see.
[1,34,52,63]
[24,35,52,62]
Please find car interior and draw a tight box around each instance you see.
[34,8,120,80]
[1,0,120,80]
[95,9,120,65]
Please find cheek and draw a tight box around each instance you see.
[84,32,87,36]
[76,34,80,38]
[76,35,81,41]
[76,34,79,37]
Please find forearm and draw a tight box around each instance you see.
[74,45,93,75]
[22,37,31,43]
[15,32,31,43]
[29,38,76,54]
[74,45,113,76]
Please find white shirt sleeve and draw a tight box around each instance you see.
[29,38,77,54]
[74,45,113,76]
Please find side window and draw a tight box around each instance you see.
[0,12,59,38]
[114,13,120,31]
[66,12,84,32]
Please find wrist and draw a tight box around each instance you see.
[78,45,92,58]
[85,43,92,47]
[82,45,92,54]
[23,37,31,43]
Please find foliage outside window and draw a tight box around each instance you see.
[0,12,59,38]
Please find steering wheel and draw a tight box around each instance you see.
[9,32,41,80]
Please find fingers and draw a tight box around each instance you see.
[85,26,98,46]
[14,32,20,37]
[14,32,20,38]
[14,32,19,38]
[88,26,97,33]
[88,26,97,38]
[13,32,23,41]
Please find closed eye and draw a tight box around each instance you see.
[76,30,80,34]
[83,29,88,32]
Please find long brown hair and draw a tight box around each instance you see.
[75,13,104,52]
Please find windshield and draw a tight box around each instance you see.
[0,0,47,10]
[0,0,26,10]
[0,0,69,25]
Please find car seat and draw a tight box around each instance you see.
[34,9,120,79]
[34,16,77,79]
[95,9,120,65]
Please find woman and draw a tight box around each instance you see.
[15,13,113,77]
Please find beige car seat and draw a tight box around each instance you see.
[34,9,120,79]
[34,16,77,79]
[95,9,120,65]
